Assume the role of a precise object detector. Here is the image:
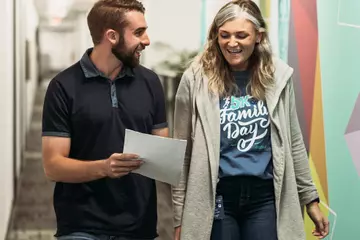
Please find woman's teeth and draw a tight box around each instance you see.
[227,49,242,53]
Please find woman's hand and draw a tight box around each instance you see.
[306,202,329,239]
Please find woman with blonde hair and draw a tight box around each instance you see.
[172,0,329,239]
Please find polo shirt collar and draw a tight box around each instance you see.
[80,48,135,80]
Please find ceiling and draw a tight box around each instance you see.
[33,0,147,30]
[34,0,96,28]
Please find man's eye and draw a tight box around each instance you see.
[135,30,144,36]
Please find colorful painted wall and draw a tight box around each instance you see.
[261,0,360,239]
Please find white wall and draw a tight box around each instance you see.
[145,0,202,51]
[14,0,26,180]
[39,15,94,72]
[142,0,202,69]
[25,0,40,130]
[39,29,76,71]
[74,11,93,60]
[0,0,40,237]
[0,0,15,239]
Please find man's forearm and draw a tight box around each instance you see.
[44,156,108,183]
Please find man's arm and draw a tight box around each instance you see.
[42,136,106,182]
[42,136,142,183]
[152,127,169,138]
[41,78,107,183]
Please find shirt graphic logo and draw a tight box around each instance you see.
[220,96,270,152]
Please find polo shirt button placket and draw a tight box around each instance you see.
[110,81,119,108]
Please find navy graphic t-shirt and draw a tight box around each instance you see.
[219,70,273,179]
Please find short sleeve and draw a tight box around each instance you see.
[152,75,168,129]
[42,79,71,137]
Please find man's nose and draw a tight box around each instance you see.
[141,33,150,46]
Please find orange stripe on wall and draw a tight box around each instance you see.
[309,46,328,201]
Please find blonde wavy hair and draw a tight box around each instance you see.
[198,0,274,100]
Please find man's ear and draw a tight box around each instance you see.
[105,29,118,45]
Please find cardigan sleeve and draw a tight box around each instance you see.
[288,78,320,206]
[172,67,194,227]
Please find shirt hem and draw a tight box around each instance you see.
[42,131,71,137]
[152,122,168,129]
[55,227,158,239]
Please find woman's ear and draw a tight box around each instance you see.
[256,28,265,43]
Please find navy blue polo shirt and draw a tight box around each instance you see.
[42,48,167,238]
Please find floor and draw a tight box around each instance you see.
[7,81,56,240]
[5,80,174,240]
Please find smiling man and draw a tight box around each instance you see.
[41,0,168,239]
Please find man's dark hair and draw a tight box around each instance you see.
[87,0,145,45]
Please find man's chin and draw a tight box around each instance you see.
[120,57,138,68]
[130,58,140,68]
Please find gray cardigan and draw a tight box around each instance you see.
[172,57,319,240]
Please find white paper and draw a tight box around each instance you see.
[123,129,187,186]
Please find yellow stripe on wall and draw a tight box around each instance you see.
[304,155,329,240]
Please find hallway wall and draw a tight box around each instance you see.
[317,0,360,238]
[39,30,76,72]
[25,0,40,133]
[0,0,39,238]
[263,0,360,238]
[141,0,202,69]
[73,11,94,60]
[0,0,15,238]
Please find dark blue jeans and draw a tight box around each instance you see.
[211,176,278,240]
[57,232,153,240]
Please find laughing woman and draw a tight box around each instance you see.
[172,1,329,240]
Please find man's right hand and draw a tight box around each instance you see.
[174,226,181,240]
[105,153,143,178]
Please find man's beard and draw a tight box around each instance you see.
[111,40,141,68]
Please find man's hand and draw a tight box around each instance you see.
[105,153,143,178]
[174,226,181,240]
[307,202,329,239]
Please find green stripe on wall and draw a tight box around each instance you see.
[317,0,360,238]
